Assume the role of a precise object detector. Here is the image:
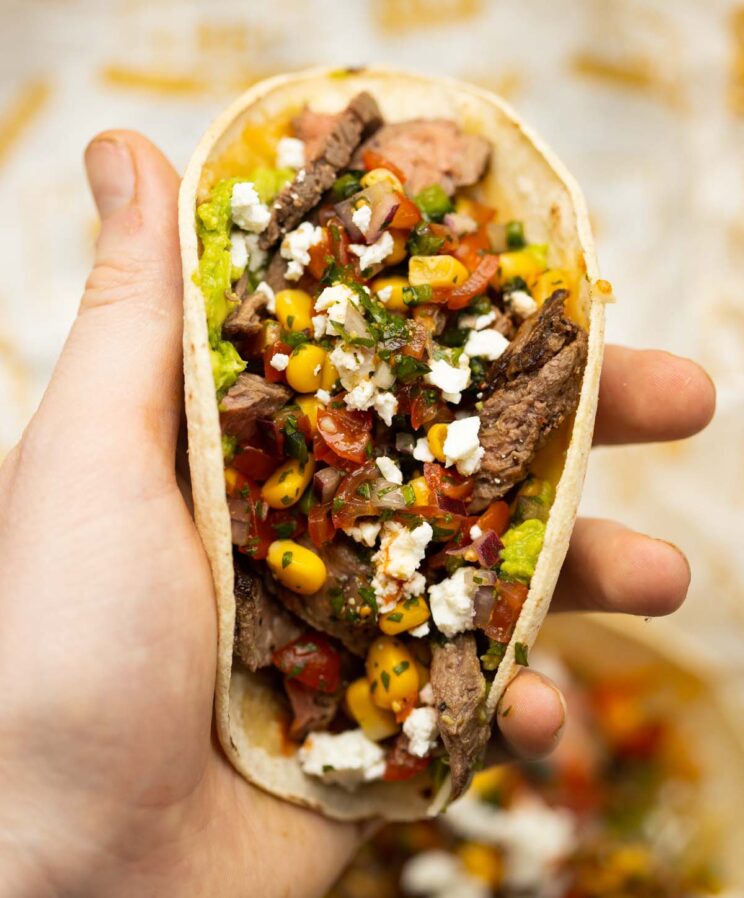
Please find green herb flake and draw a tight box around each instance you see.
[380,670,391,691]
[514,642,529,666]
[393,660,410,676]
[281,551,293,569]
[272,520,297,539]
[386,611,404,623]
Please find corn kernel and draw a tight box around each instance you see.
[409,476,434,507]
[320,355,339,392]
[275,289,313,332]
[224,467,240,495]
[387,230,409,265]
[286,344,326,393]
[499,244,548,284]
[426,423,448,463]
[366,636,419,711]
[360,167,403,193]
[457,843,504,889]
[267,538,327,595]
[295,395,319,435]
[529,267,570,307]
[409,254,470,288]
[370,275,410,313]
[261,456,315,509]
[379,595,431,636]
[345,677,400,741]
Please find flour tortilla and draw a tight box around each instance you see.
[179,66,607,821]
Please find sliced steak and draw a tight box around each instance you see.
[353,119,491,196]
[220,373,291,445]
[233,556,302,671]
[260,92,383,249]
[292,108,337,160]
[471,292,588,511]
[271,535,377,656]
[430,634,490,799]
[263,251,292,294]
[222,276,267,339]
[284,679,340,741]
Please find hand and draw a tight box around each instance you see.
[0,132,714,898]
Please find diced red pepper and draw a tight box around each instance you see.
[362,149,406,183]
[484,580,528,643]
[476,500,511,537]
[424,462,474,501]
[455,227,491,273]
[272,632,342,694]
[232,444,280,482]
[446,254,501,310]
[390,193,422,229]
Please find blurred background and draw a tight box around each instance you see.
[1,0,743,891]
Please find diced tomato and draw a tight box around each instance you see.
[273,633,342,694]
[455,228,491,273]
[263,340,292,383]
[268,508,307,542]
[308,229,332,280]
[383,734,431,782]
[408,386,452,432]
[231,478,274,560]
[476,500,511,537]
[313,432,362,473]
[390,193,422,229]
[428,222,459,255]
[394,506,465,544]
[484,579,528,643]
[424,462,474,501]
[331,462,380,530]
[316,405,372,464]
[307,502,337,547]
[232,444,280,482]
[446,254,501,310]
[326,216,352,267]
[362,149,406,183]
[401,320,430,360]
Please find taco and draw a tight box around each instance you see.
[179,66,607,820]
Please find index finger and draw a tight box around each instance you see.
[594,346,716,445]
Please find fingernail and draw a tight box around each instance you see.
[85,137,135,220]
[655,538,691,578]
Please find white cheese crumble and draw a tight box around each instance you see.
[428,567,478,637]
[345,379,376,412]
[229,230,249,271]
[419,682,435,705]
[372,360,395,389]
[244,234,267,272]
[269,352,289,372]
[376,456,403,484]
[409,621,430,638]
[508,289,538,319]
[276,136,305,170]
[469,524,483,540]
[459,309,497,331]
[329,344,375,391]
[401,851,490,898]
[298,729,386,789]
[425,354,472,404]
[376,285,393,304]
[413,436,435,463]
[315,388,332,405]
[254,280,276,314]
[402,707,439,758]
[443,415,484,476]
[376,521,433,581]
[280,221,322,281]
[314,284,357,335]
[231,182,271,234]
[464,328,510,361]
[343,520,382,547]
[351,203,372,236]
[312,314,326,340]
[373,390,398,426]
[350,230,394,271]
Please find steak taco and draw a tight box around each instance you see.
[179,67,607,820]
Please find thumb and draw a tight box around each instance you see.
[30,131,183,471]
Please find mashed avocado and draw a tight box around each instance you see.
[500,519,546,582]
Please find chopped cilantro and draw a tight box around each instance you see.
[332,170,364,201]
[414,184,453,222]
[514,642,529,666]
[480,641,507,672]
[505,220,526,250]
[386,611,404,623]
[281,551,293,569]
[407,222,445,256]
[393,355,431,384]
[402,284,433,307]
[393,660,410,676]
[401,483,416,507]
[380,670,391,691]
[272,520,297,539]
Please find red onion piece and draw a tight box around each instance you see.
[334,182,400,245]
[473,586,496,628]
[444,212,478,236]
[313,466,342,504]
[436,494,468,516]
[230,519,249,546]
[473,531,503,568]
[366,188,400,243]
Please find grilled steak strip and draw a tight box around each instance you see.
[430,634,490,799]
[220,373,291,445]
[260,92,383,249]
[284,679,341,742]
[222,281,267,340]
[233,556,302,671]
[471,292,588,511]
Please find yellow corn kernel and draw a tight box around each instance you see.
[529,267,570,307]
[409,254,470,288]
[409,476,434,507]
[266,539,327,595]
[224,467,240,495]
[275,289,313,333]
[370,275,410,313]
[295,395,319,435]
[387,230,409,265]
[320,355,339,391]
[261,456,315,509]
[426,423,448,463]
[286,344,326,393]
[345,677,400,741]
[499,244,548,284]
[379,595,431,636]
[366,636,420,711]
[457,843,504,889]
[360,166,403,193]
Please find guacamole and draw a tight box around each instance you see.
[500,518,546,582]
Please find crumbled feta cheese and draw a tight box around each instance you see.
[280,221,322,281]
[508,289,538,319]
[403,707,440,757]
[459,309,497,331]
[276,136,305,170]
[376,285,393,304]
[402,571,426,598]
[464,328,510,361]
[413,436,435,463]
[344,520,382,547]
[469,524,483,541]
[350,230,394,271]
[244,233,267,272]
[401,851,490,898]
[329,344,375,391]
[270,352,289,372]
[409,621,430,638]
[230,230,249,271]
[373,391,398,426]
[425,354,471,404]
[345,379,376,412]
[446,212,479,235]
[254,280,275,314]
[298,729,386,789]
[315,388,331,405]
[312,314,326,340]
[376,521,433,581]
[443,416,484,476]
[428,567,477,637]
[231,182,271,233]
[351,203,372,236]
[419,682,435,705]
[376,456,403,484]
[315,283,357,335]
